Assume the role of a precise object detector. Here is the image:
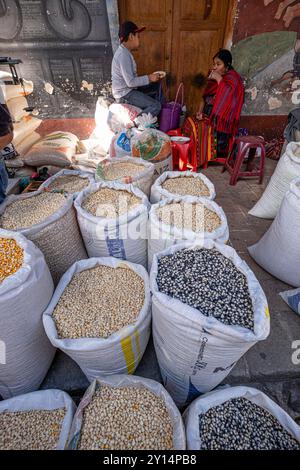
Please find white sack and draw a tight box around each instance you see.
[7,96,28,122]
[40,169,95,198]
[23,131,79,167]
[12,116,42,148]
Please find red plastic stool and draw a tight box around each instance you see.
[170,138,197,172]
[167,129,183,168]
[224,136,266,185]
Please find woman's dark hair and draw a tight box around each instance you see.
[213,49,234,70]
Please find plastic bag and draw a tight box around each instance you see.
[74,181,149,268]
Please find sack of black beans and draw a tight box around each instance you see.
[148,196,229,270]
[0,389,76,450]
[0,230,55,399]
[150,241,270,408]
[74,181,149,268]
[150,171,216,204]
[43,257,151,381]
[248,176,300,287]
[67,375,186,450]
[184,386,300,450]
[40,169,95,198]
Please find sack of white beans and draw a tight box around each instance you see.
[150,240,270,408]
[152,154,173,181]
[148,196,229,270]
[0,230,55,399]
[0,389,76,450]
[184,386,300,450]
[43,258,151,381]
[74,181,149,268]
[0,191,87,285]
[40,169,94,198]
[67,375,186,450]
[150,171,216,204]
[96,156,155,198]
[248,176,300,287]
[249,142,300,219]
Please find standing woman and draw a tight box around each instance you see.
[183,49,244,168]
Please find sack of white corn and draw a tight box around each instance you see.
[0,389,76,450]
[184,386,300,450]
[150,240,270,408]
[96,156,155,198]
[12,116,42,148]
[0,230,55,399]
[152,154,173,181]
[16,131,41,158]
[150,171,216,204]
[0,191,87,285]
[107,103,142,134]
[7,96,29,122]
[75,181,149,268]
[249,142,300,219]
[40,170,94,198]
[3,80,33,101]
[248,176,300,287]
[148,197,229,270]
[43,258,151,380]
[67,375,186,450]
[23,131,79,167]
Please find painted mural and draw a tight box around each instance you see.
[0,0,119,119]
[232,0,300,115]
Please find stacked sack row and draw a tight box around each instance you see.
[1,161,300,449]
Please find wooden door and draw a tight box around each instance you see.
[118,0,173,77]
[118,0,232,113]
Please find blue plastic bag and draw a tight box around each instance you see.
[279,288,300,315]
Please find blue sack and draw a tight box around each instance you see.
[279,288,300,315]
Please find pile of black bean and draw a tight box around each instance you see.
[198,397,300,450]
[156,248,254,330]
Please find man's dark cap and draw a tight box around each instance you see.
[119,21,146,42]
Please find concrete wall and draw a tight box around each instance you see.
[0,0,119,120]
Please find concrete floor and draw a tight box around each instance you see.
[41,159,300,422]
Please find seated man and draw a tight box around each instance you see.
[0,86,13,204]
[111,21,163,118]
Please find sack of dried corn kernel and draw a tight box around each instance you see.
[249,142,300,219]
[0,389,76,450]
[74,181,149,268]
[150,171,216,204]
[43,258,151,381]
[95,156,155,198]
[22,131,79,167]
[148,196,229,270]
[0,230,55,399]
[67,376,186,450]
